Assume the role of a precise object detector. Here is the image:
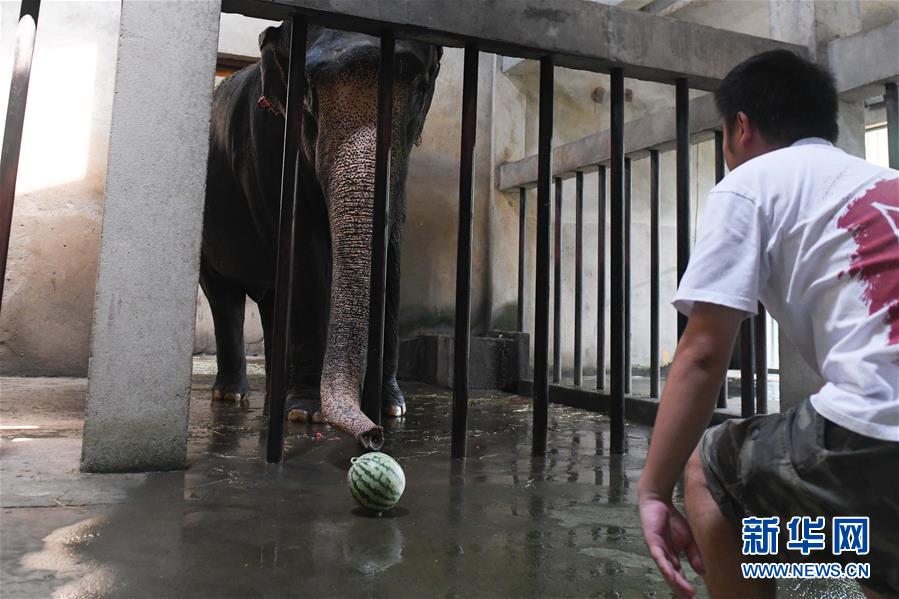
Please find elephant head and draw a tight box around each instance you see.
[256,23,442,448]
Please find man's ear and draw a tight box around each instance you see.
[735,111,752,145]
[258,25,287,116]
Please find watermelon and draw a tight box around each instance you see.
[347,452,406,512]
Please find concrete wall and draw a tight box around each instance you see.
[0,1,120,375]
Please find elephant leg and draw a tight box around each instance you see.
[285,296,327,424]
[258,290,326,424]
[257,292,275,417]
[200,260,249,401]
[382,233,406,418]
[286,190,330,424]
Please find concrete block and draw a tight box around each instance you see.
[81,1,221,472]
[826,19,899,101]
[398,331,529,391]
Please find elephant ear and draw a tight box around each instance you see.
[257,24,288,116]
[407,46,443,148]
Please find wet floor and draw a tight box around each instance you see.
[1,358,860,598]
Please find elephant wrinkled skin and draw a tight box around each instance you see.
[200,23,442,449]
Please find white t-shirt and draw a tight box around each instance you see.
[673,138,899,442]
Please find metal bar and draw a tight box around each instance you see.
[517,186,527,332]
[361,31,395,424]
[596,166,607,391]
[649,149,660,398]
[552,176,563,384]
[451,42,479,460]
[609,68,626,454]
[574,171,584,387]
[266,16,307,463]
[754,303,768,415]
[714,130,727,409]
[532,56,554,455]
[740,318,755,418]
[886,82,898,170]
[0,0,41,311]
[624,157,632,394]
[675,78,690,340]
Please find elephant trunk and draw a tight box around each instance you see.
[314,70,408,448]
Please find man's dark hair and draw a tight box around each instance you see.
[714,49,839,146]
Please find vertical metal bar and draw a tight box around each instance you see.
[886,82,898,170]
[574,171,584,387]
[649,150,660,398]
[624,157,632,394]
[740,318,756,418]
[361,31,395,424]
[266,17,307,463]
[714,130,728,409]
[675,78,690,340]
[533,56,554,455]
[609,68,626,454]
[517,186,527,332]
[451,43,478,460]
[553,176,563,384]
[596,166,606,391]
[0,0,41,309]
[754,303,768,414]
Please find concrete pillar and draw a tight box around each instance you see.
[81,1,221,472]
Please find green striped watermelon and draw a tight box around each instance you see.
[347,452,406,512]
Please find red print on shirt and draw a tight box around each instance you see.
[837,176,899,345]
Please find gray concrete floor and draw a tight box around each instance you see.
[1,357,860,598]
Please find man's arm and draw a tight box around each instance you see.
[638,301,744,596]
[640,302,744,499]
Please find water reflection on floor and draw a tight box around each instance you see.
[0,360,861,598]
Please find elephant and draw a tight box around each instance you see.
[200,22,442,449]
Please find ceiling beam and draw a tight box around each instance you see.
[223,0,807,90]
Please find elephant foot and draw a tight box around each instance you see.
[211,380,249,402]
[382,376,406,418]
[357,426,384,450]
[286,391,325,423]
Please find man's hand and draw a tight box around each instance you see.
[639,494,705,598]
[637,302,743,595]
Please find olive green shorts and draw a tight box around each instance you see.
[700,399,899,596]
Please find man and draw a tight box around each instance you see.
[638,49,899,598]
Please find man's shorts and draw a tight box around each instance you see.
[700,398,899,596]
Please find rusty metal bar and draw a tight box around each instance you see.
[609,68,626,454]
[532,56,554,455]
[596,165,606,391]
[574,171,584,387]
[675,78,690,340]
[0,0,41,310]
[886,82,898,170]
[754,303,768,415]
[450,42,479,460]
[553,176,563,384]
[361,31,395,424]
[649,149,660,398]
[740,318,755,418]
[624,157,632,394]
[714,130,727,409]
[517,186,527,332]
[266,16,307,463]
